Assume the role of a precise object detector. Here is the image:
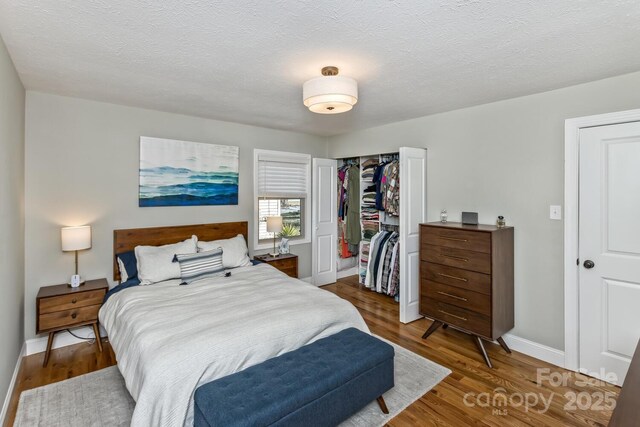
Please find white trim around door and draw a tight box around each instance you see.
[564,108,640,372]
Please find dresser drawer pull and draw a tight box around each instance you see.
[440,236,468,242]
[437,291,467,302]
[438,310,467,321]
[71,313,77,319]
[72,299,77,304]
[441,254,468,262]
[437,272,468,282]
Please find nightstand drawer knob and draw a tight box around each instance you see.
[71,313,77,319]
[72,298,77,304]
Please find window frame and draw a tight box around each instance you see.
[253,149,311,251]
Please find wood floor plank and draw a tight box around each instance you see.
[4,276,619,427]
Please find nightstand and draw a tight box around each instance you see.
[254,253,298,278]
[36,278,108,366]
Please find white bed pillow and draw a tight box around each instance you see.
[197,234,251,269]
[135,236,198,285]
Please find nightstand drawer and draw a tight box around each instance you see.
[271,258,296,268]
[279,267,298,278]
[39,304,101,332]
[39,289,106,314]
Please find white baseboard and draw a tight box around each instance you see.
[25,326,98,356]
[337,267,358,279]
[0,342,26,426]
[502,334,565,368]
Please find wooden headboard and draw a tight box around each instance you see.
[113,221,249,281]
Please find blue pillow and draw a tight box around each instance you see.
[116,250,138,282]
[103,277,140,303]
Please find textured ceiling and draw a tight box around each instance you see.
[1,1,639,136]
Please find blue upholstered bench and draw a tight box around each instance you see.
[194,328,395,427]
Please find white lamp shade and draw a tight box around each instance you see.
[61,226,92,251]
[303,76,358,114]
[266,216,283,233]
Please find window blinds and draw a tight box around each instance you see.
[256,151,310,198]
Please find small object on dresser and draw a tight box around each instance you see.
[496,216,506,228]
[279,238,290,254]
[253,253,298,278]
[440,209,448,223]
[36,278,108,367]
[461,211,478,225]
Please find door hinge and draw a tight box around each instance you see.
[576,258,579,266]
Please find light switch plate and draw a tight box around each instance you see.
[550,205,562,220]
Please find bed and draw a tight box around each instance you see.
[100,221,369,427]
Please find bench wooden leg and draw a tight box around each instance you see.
[376,396,389,414]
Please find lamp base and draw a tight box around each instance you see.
[268,252,280,257]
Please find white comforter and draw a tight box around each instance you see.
[99,264,369,427]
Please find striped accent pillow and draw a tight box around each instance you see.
[173,248,225,285]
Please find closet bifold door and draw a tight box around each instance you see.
[399,147,428,323]
[312,158,338,286]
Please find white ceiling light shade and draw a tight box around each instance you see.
[303,66,358,114]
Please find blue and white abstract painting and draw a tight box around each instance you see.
[139,137,239,207]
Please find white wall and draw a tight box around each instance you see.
[328,71,640,351]
[24,92,328,340]
[0,36,25,404]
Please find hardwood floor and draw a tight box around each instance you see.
[5,275,619,426]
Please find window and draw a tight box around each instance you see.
[258,198,304,241]
[254,149,311,249]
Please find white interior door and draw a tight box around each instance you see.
[579,121,640,385]
[312,158,337,286]
[399,147,427,323]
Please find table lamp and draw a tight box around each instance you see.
[61,225,92,287]
[266,216,283,257]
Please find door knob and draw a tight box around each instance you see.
[583,260,595,269]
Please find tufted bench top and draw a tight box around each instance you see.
[194,327,394,427]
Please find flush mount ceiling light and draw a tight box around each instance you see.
[303,66,358,114]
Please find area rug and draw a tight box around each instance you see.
[14,339,450,427]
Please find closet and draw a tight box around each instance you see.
[312,147,427,323]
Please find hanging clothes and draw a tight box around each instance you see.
[373,163,388,211]
[379,233,399,293]
[345,165,361,245]
[382,160,400,216]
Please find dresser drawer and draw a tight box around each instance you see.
[422,226,491,254]
[38,304,101,332]
[421,263,491,295]
[421,280,491,316]
[422,245,491,274]
[421,299,492,338]
[39,290,106,314]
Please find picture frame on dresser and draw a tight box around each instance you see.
[419,222,514,368]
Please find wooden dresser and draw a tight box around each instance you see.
[419,222,514,367]
[36,278,108,366]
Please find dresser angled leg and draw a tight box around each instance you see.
[473,336,493,368]
[421,320,443,339]
[43,331,55,367]
[442,323,448,329]
[497,336,512,354]
[92,322,103,353]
